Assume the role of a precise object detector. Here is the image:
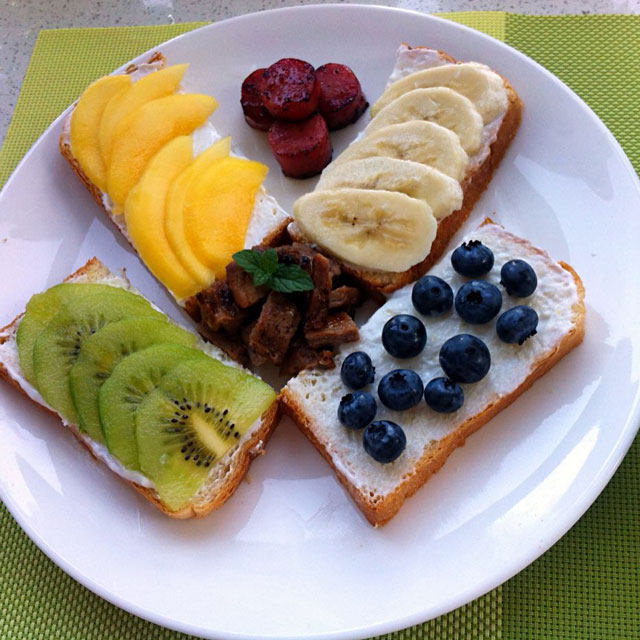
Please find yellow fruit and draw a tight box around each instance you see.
[124,136,202,300]
[107,93,217,209]
[184,158,267,278]
[69,74,131,191]
[98,64,188,165]
[165,137,231,286]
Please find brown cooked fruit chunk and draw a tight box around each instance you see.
[197,281,248,333]
[305,312,359,349]
[226,261,268,308]
[249,292,300,365]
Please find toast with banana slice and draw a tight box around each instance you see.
[291,44,523,296]
[281,220,584,526]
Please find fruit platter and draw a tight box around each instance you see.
[0,6,639,640]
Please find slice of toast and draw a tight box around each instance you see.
[0,258,280,519]
[290,44,523,297]
[281,220,585,526]
[58,53,291,304]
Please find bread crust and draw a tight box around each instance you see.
[0,258,280,519]
[281,221,585,526]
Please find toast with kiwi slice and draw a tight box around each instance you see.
[281,220,585,526]
[0,258,279,518]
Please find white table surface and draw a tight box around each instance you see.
[2,0,640,144]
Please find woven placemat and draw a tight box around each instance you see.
[501,14,640,639]
[0,12,638,640]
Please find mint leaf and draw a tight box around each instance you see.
[270,263,314,293]
[233,248,279,287]
[257,248,279,276]
[252,270,271,287]
[233,249,264,274]
[233,248,313,292]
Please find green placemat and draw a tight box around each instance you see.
[0,12,638,640]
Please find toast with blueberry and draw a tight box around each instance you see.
[281,220,585,526]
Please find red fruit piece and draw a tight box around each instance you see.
[267,114,332,179]
[240,68,274,131]
[261,58,320,122]
[316,63,368,130]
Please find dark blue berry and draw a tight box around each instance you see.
[454,280,502,324]
[412,275,454,316]
[363,420,406,463]
[341,351,375,389]
[337,391,377,430]
[500,259,538,297]
[377,369,424,411]
[381,314,427,359]
[451,240,494,277]
[496,305,539,345]
[424,377,464,413]
[439,334,491,383]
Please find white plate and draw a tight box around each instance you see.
[1,5,639,640]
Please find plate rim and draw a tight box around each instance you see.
[1,5,640,639]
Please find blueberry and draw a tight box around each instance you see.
[412,275,454,316]
[439,334,491,383]
[496,305,539,345]
[341,351,375,389]
[454,280,502,324]
[363,420,406,463]
[451,240,494,277]
[337,391,377,430]
[378,369,424,411]
[500,259,538,297]
[424,377,464,413]
[381,314,427,358]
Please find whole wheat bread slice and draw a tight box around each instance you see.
[281,220,585,526]
[0,258,280,519]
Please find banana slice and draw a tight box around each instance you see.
[293,188,437,272]
[370,63,508,124]
[332,120,468,182]
[366,87,483,154]
[317,157,463,220]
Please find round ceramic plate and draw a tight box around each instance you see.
[1,5,639,640]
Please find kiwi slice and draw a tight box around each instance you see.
[99,344,206,470]
[17,283,153,385]
[136,357,276,511]
[31,290,165,424]
[69,317,196,444]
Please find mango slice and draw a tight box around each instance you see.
[70,74,131,192]
[165,137,231,286]
[107,93,217,209]
[124,136,202,300]
[184,157,268,278]
[98,64,188,166]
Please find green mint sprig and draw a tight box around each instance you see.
[232,248,314,293]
